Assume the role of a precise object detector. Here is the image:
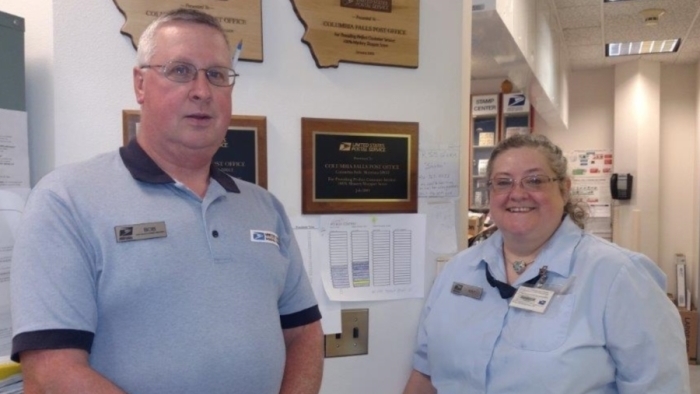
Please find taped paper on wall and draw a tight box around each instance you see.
[0,109,29,188]
[0,188,30,356]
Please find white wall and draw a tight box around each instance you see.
[538,68,614,152]
[539,65,699,304]
[0,1,465,393]
[660,65,697,303]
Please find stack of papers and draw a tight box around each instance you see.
[0,360,22,393]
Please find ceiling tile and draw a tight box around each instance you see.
[564,27,602,46]
[566,44,603,61]
[554,0,599,9]
[558,6,601,29]
[570,58,606,71]
[680,38,700,52]
[675,50,700,64]
[473,0,700,78]
[638,52,680,63]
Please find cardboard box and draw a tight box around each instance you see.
[467,213,486,238]
[478,131,495,146]
[679,308,698,364]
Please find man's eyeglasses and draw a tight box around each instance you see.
[487,175,562,194]
[140,61,239,87]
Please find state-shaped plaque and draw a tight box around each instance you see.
[112,0,263,62]
[291,0,419,68]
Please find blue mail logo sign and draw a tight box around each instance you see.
[508,94,526,108]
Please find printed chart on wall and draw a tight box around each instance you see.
[291,216,342,334]
[568,150,613,241]
[320,214,426,302]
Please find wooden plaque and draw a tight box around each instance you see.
[290,0,419,68]
[302,117,418,214]
[122,110,267,188]
[111,0,263,62]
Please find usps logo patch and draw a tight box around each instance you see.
[250,230,279,247]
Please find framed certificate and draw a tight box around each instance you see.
[302,117,418,214]
[122,110,267,188]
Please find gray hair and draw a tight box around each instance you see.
[486,133,588,229]
[136,8,231,66]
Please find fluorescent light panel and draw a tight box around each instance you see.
[606,39,681,57]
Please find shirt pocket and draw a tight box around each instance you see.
[501,293,575,351]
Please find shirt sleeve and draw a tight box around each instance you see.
[603,263,690,393]
[11,182,99,356]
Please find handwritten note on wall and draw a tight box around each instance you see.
[419,145,460,198]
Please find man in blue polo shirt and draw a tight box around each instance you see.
[10,8,323,394]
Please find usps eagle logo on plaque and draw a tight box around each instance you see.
[339,142,352,151]
[250,230,280,247]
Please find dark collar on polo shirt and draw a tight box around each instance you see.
[119,139,240,193]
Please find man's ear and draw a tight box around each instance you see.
[133,67,145,104]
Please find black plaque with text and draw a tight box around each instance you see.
[314,132,409,200]
[213,128,259,185]
[302,118,418,213]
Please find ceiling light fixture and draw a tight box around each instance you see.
[606,39,681,57]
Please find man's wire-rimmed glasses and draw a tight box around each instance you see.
[487,175,562,194]
[140,61,239,87]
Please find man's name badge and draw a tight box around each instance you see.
[451,282,483,300]
[115,222,167,243]
[509,286,555,313]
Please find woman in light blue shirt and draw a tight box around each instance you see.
[404,134,690,393]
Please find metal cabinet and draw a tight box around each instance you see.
[0,10,25,112]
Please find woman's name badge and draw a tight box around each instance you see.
[509,286,554,313]
[451,282,483,300]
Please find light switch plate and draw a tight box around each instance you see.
[324,309,369,358]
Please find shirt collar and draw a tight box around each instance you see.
[118,139,240,193]
[534,216,583,278]
[472,216,584,281]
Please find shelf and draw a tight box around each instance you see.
[467,93,533,233]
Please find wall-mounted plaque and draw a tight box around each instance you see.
[111,1,263,62]
[302,117,418,214]
[122,110,267,188]
[290,0,419,68]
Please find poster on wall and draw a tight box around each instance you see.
[567,150,613,240]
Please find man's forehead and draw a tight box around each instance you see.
[151,24,232,59]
